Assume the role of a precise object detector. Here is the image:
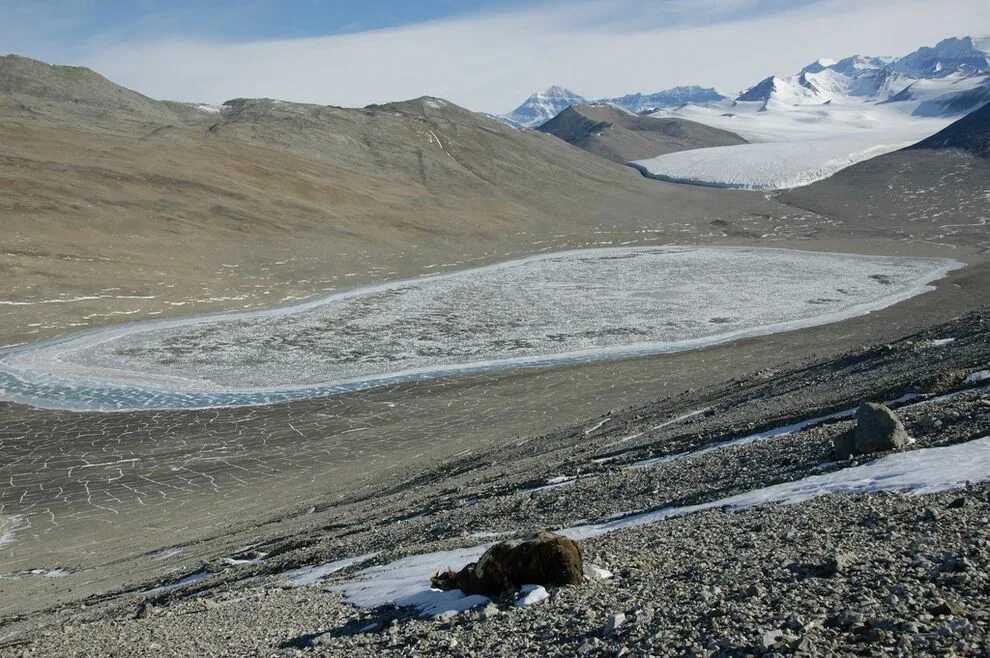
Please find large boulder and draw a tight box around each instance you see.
[434,531,583,596]
[853,402,909,454]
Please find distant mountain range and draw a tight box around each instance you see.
[502,86,726,128]
[501,36,990,128]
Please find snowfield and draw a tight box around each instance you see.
[0,247,961,411]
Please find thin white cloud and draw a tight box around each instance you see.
[75,0,990,113]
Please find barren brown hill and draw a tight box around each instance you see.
[537,103,746,163]
[908,99,990,157]
[780,101,990,242]
[0,56,779,346]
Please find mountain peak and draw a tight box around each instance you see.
[893,35,990,78]
[501,85,726,128]
[541,85,582,98]
[800,58,837,75]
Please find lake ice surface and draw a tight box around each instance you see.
[0,247,962,411]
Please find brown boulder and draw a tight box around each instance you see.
[434,531,583,596]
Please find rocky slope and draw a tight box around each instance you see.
[2,309,988,657]
[908,100,990,157]
[537,103,745,163]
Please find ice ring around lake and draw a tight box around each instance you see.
[0,247,964,411]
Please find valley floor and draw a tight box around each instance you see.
[1,301,988,656]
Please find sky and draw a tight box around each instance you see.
[3,0,989,113]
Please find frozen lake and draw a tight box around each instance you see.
[0,246,962,411]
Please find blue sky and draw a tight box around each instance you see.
[17,1,533,44]
[3,0,989,112]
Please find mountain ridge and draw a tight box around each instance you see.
[536,103,745,163]
[502,85,727,128]
[502,35,990,130]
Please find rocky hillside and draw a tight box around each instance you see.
[537,103,745,163]
[0,56,777,346]
[909,100,990,157]
[0,54,201,130]
[4,308,989,656]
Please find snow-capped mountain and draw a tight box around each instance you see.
[603,86,726,114]
[502,86,586,128]
[499,36,989,191]
[731,36,990,114]
[892,36,990,78]
[502,85,725,128]
[632,36,990,191]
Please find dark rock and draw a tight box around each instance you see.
[930,599,965,616]
[833,429,857,459]
[433,530,583,596]
[854,403,908,454]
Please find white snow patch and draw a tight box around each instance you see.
[0,516,20,549]
[328,545,491,617]
[514,584,549,607]
[281,552,379,587]
[583,564,613,580]
[965,370,990,385]
[155,547,184,560]
[566,436,990,541]
[144,569,210,595]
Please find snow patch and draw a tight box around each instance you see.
[514,584,549,607]
[281,552,379,587]
[0,516,20,550]
[965,370,990,384]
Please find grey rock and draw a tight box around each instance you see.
[819,551,856,577]
[762,629,784,649]
[947,496,967,509]
[604,612,626,637]
[929,599,965,616]
[832,430,857,459]
[854,403,909,454]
